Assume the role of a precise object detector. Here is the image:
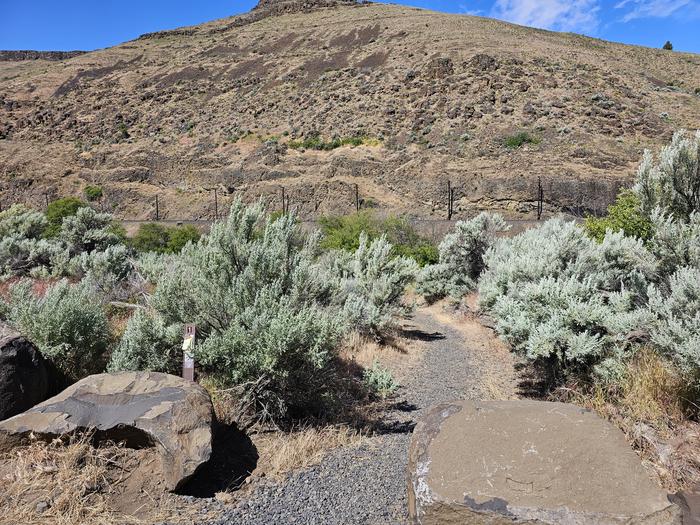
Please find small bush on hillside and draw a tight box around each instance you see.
[634,130,700,221]
[663,41,673,50]
[417,213,509,302]
[584,190,653,242]
[319,211,437,266]
[44,197,87,238]
[108,309,181,375]
[503,132,540,149]
[83,185,103,202]
[0,279,110,380]
[288,135,376,151]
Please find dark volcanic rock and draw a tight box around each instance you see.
[0,371,213,491]
[0,50,86,62]
[0,322,50,421]
[408,399,682,524]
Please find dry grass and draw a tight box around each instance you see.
[0,435,210,525]
[254,426,363,480]
[0,435,141,525]
[554,349,700,491]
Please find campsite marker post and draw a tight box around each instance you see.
[182,324,196,381]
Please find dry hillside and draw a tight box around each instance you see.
[1,0,699,220]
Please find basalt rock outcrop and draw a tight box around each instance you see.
[408,400,682,524]
[0,322,50,421]
[0,371,213,491]
[0,50,86,62]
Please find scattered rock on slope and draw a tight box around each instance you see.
[0,322,50,421]
[0,371,213,491]
[408,399,682,524]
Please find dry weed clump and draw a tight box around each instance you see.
[554,349,700,492]
[0,435,139,525]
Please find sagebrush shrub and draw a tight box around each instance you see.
[108,309,181,374]
[363,360,398,399]
[329,232,418,336]
[478,220,656,384]
[0,279,110,380]
[634,129,700,221]
[149,200,345,418]
[417,212,508,302]
[647,266,700,392]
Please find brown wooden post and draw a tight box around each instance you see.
[447,180,452,220]
[355,183,360,212]
[537,177,544,221]
[45,193,49,209]
[155,195,160,221]
[213,188,218,220]
[182,324,196,381]
[281,186,286,214]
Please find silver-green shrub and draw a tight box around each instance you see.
[363,360,398,399]
[108,309,181,374]
[647,211,700,277]
[0,279,110,380]
[148,200,345,418]
[478,220,656,383]
[634,129,700,221]
[417,213,508,302]
[329,232,418,336]
[648,266,700,388]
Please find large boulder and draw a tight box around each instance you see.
[0,371,213,491]
[408,400,682,524]
[0,322,50,421]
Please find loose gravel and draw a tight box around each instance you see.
[210,307,505,525]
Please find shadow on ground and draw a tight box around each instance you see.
[178,422,258,497]
[400,327,446,342]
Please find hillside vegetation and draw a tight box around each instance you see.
[1,0,699,221]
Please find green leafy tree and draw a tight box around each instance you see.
[167,224,201,253]
[44,197,87,238]
[131,223,171,253]
[584,190,653,242]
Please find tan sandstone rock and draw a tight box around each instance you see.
[0,371,213,491]
[408,399,682,524]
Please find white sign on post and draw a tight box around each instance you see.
[182,324,196,381]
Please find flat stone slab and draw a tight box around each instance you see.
[0,371,213,491]
[408,399,681,524]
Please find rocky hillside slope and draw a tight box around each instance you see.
[1,0,699,220]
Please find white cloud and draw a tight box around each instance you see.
[614,0,692,21]
[490,0,600,33]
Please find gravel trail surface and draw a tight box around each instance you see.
[213,306,511,525]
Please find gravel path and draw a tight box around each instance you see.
[212,306,503,525]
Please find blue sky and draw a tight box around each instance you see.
[1,0,699,53]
